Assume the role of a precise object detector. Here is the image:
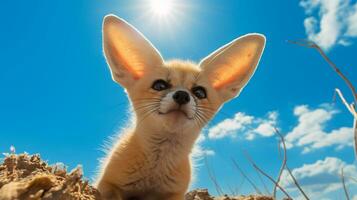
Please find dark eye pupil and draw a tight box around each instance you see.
[152,79,170,91]
[192,86,207,99]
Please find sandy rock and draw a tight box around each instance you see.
[0,153,101,200]
[185,189,273,200]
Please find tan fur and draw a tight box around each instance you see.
[96,14,266,200]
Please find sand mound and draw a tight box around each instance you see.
[0,153,101,200]
[0,154,273,200]
[185,189,273,200]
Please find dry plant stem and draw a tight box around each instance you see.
[289,39,357,159]
[273,128,287,198]
[205,157,224,196]
[354,119,357,157]
[287,40,357,103]
[350,176,357,183]
[229,178,245,196]
[255,167,271,195]
[286,166,310,200]
[227,183,236,196]
[242,151,292,199]
[231,158,262,195]
[335,89,357,118]
[341,168,350,200]
[227,183,243,197]
[236,178,245,195]
[345,175,357,183]
[247,148,270,195]
[275,128,310,200]
[335,89,357,159]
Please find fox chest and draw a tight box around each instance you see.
[120,143,187,193]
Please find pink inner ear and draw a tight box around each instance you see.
[211,61,253,90]
[112,47,143,80]
[211,47,258,90]
[109,29,145,80]
[212,64,249,89]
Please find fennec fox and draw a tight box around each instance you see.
[96,14,266,200]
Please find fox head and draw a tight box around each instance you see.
[103,15,265,134]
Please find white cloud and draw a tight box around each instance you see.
[208,104,352,153]
[281,157,357,199]
[347,4,357,36]
[285,104,353,153]
[300,0,357,50]
[208,112,254,139]
[192,133,215,157]
[208,111,278,140]
[253,111,278,137]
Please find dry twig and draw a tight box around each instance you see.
[273,128,287,198]
[226,183,237,196]
[204,157,224,196]
[285,166,310,200]
[241,150,292,199]
[345,175,357,183]
[341,168,350,200]
[335,89,357,118]
[235,178,246,195]
[289,39,357,159]
[254,166,271,195]
[275,128,310,200]
[231,158,262,195]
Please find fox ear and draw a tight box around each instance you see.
[103,15,164,88]
[200,34,266,102]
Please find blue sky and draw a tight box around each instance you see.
[1,0,357,199]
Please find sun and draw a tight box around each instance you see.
[136,0,189,29]
[149,0,175,17]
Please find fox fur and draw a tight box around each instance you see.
[96,14,266,200]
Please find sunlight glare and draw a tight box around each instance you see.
[149,0,175,17]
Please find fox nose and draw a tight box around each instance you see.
[173,91,190,105]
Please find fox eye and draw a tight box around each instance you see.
[192,86,207,99]
[152,79,171,91]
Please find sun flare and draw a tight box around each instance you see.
[149,0,175,17]
[136,0,189,29]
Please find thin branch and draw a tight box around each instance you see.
[335,88,357,118]
[231,158,262,195]
[287,40,357,104]
[286,166,310,200]
[345,175,357,183]
[235,177,246,195]
[275,128,310,200]
[289,39,357,159]
[341,168,350,200]
[335,89,357,156]
[242,150,292,199]
[316,49,357,105]
[273,128,287,198]
[227,183,236,196]
[227,181,245,197]
[254,166,271,195]
[353,118,357,158]
[204,156,224,196]
[287,39,316,49]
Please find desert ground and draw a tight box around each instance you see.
[0,153,274,200]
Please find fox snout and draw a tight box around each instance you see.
[173,90,190,105]
[158,89,197,120]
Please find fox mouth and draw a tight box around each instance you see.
[158,109,193,120]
